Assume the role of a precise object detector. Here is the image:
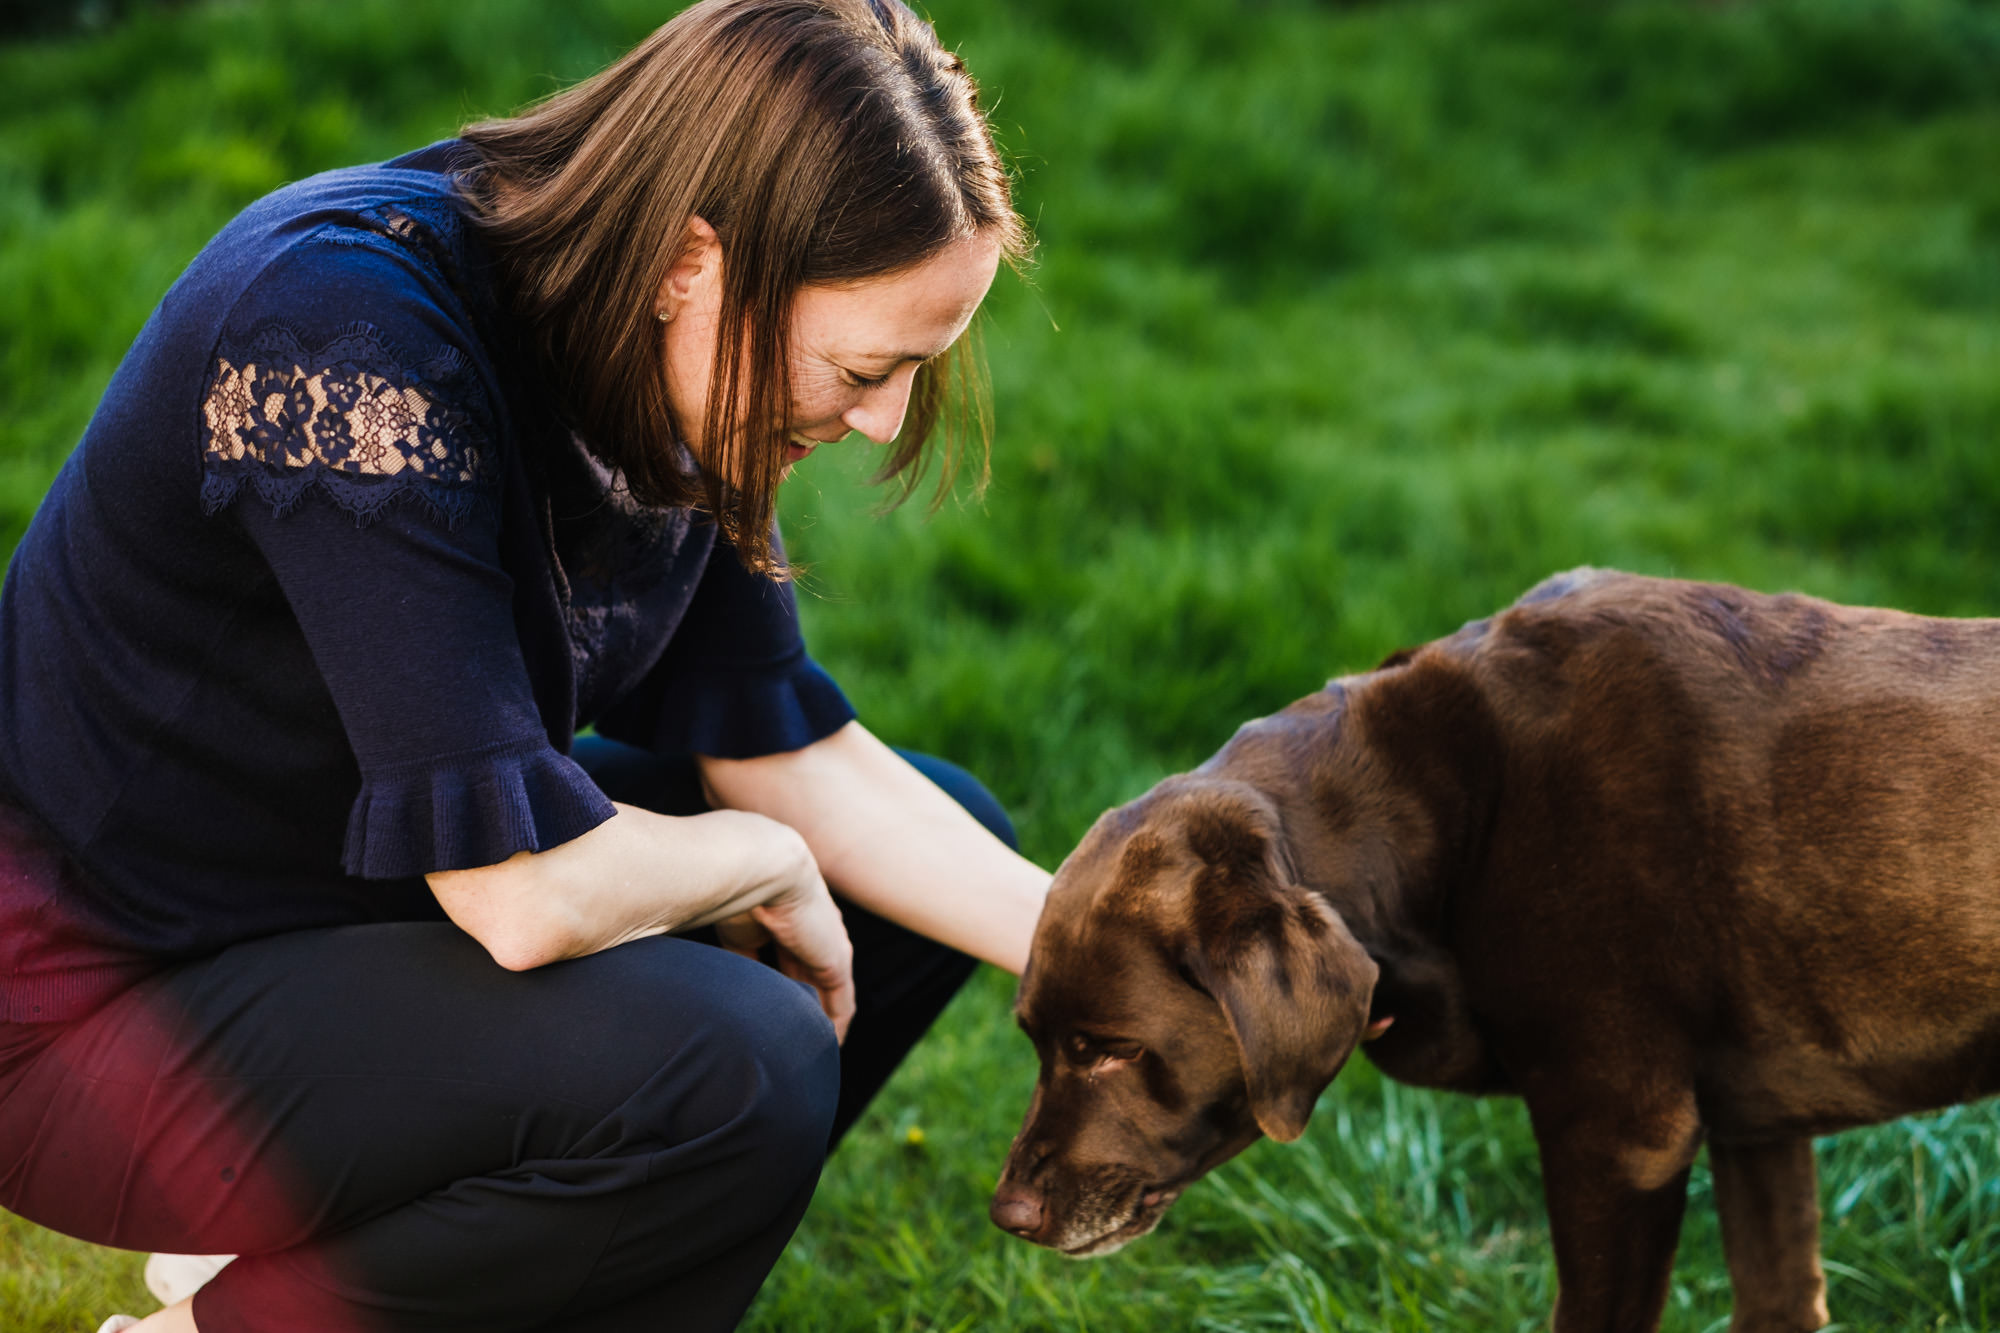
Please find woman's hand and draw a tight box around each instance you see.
[712,825,856,1042]
[427,804,856,1029]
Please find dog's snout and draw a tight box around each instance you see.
[990,1179,1046,1238]
[1019,1139,1055,1180]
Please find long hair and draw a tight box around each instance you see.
[457,0,1030,572]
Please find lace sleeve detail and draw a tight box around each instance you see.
[199,321,498,528]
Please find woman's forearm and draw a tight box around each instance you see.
[701,722,1051,973]
[426,803,817,971]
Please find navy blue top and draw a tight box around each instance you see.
[0,141,855,1022]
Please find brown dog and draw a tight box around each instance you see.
[992,568,2000,1333]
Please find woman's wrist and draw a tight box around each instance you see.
[677,808,822,926]
[428,802,827,968]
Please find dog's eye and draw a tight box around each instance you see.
[1065,1033,1143,1068]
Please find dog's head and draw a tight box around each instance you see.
[991,774,1379,1256]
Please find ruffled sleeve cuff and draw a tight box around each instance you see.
[342,740,616,879]
[646,653,857,761]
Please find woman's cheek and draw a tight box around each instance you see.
[786,389,854,437]
[784,361,856,429]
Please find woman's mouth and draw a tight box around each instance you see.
[785,436,819,463]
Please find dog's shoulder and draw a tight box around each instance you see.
[1371,568,1642,680]
[1511,565,1621,608]
[1468,569,1848,695]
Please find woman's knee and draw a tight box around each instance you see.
[610,942,840,1165]
[714,959,841,1137]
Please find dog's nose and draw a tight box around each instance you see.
[990,1180,1045,1238]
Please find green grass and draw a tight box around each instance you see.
[4,0,2000,1328]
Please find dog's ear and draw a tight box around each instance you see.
[1182,803,1378,1143]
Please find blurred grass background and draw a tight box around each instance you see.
[4,0,2000,1328]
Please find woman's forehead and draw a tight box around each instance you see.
[795,232,1000,361]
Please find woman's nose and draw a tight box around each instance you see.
[842,366,917,444]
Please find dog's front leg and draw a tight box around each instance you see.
[1711,1138,1829,1333]
[1529,1093,1703,1333]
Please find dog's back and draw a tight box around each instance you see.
[1421,570,2000,1136]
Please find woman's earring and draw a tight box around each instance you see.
[655,308,672,323]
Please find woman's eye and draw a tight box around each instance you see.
[842,369,891,390]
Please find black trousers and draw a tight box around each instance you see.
[0,742,999,1332]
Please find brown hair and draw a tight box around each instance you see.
[457,0,1030,572]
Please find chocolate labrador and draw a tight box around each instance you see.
[992,568,2000,1333]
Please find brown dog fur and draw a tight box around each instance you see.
[994,569,2000,1332]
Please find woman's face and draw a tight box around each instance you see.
[659,223,1002,475]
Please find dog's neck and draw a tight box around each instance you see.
[1243,657,1501,941]
[1215,653,1510,1091]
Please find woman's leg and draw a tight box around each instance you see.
[573,738,1013,1143]
[0,924,838,1332]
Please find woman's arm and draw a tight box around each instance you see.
[426,804,855,1035]
[700,721,1050,974]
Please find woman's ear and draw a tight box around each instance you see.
[655,214,722,322]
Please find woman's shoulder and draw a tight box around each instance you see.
[98,140,498,410]
[60,141,505,510]
[189,144,513,501]
[198,140,489,335]
[220,141,477,260]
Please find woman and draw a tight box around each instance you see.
[0,1,1048,1329]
